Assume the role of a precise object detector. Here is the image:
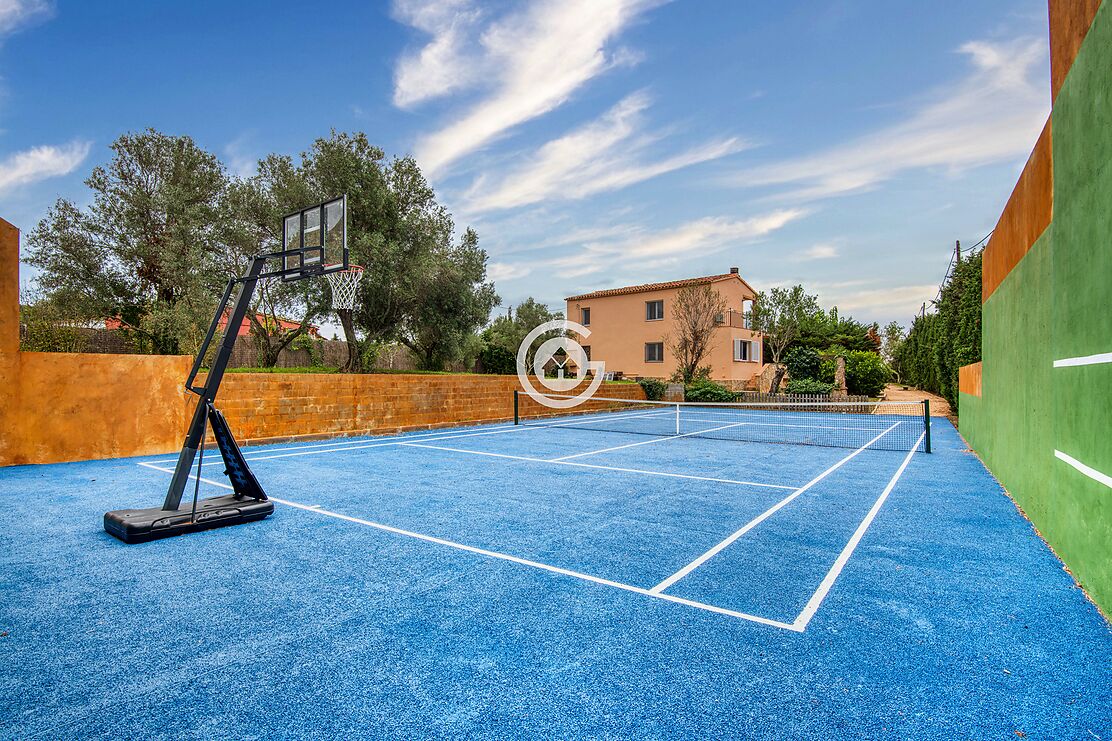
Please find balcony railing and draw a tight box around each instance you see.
[715,309,749,329]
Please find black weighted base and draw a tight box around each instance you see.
[104,495,274,544]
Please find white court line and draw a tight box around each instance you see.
[148,424,520,466]
[135,461,799,631]
[793,432,924,630]
[396,442,798,490]
[1054,449,1112,490]
[649,421,903,594]
[550,421,751,461]
[1053,351,1112,368]
[224,408,674,466]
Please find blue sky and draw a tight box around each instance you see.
[1,0,1050,326]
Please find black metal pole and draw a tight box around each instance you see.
[923,399,932,454]
[161,256,265,510]
[513,390,519,425]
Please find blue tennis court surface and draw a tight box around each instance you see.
[1,412,1109,738]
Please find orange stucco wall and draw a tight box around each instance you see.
[958,361,982,398]
[566,275,764,382]
[0,219,195,466]
[1050,0,1104,101]
[982,118,1054,303]
[1,219,646,463]
[207,373,644,445]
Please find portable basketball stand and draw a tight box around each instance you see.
[104,196,349,544]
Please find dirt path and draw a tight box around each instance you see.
[883,384,953,417]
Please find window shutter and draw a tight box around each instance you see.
[733,339,742,361]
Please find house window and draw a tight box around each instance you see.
[581,307,590,326]
[582,345,591,360]
[646,300,664,321]
[733,339,760,362]
[645,342,664,363]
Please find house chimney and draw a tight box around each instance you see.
[729,266,739,274]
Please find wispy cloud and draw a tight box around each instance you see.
[0,140,90,193]
[392,0,483,108]
[487,261,532,282]
[224,134,259,178]
[547,208,806,280]
[463,92,745,212]
[394,0,666,175]
[731,37,1050,201]
[0,0,52,36]
[798,242,838,260]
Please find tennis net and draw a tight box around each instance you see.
[514,393,931,453]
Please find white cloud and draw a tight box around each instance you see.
[392,0,483,108]
[463,91,745,212]
[0,140,90,193]
[0,0,52,36]
[395,0,666,175]
[732,37,1050,201]
[224,135,259,178]
[487,261,532,282]
[546,208,806,279]
[799,243,838,260]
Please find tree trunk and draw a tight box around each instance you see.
[769,364,787,394]
[338,309,358,373]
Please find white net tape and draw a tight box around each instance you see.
[325,265,364,311]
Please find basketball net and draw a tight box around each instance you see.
[324,265,364,311]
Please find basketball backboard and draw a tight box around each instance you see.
[281,195,348,281]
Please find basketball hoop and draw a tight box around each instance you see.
[324,264,363,311]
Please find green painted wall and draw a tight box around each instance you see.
[960,0,1112,615]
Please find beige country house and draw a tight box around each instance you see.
[565,267,765,384]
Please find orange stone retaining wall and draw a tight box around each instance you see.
[206,374,646,446]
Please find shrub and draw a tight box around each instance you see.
[639,378,667,400]
[478,344,517,375]
[784,346,821,381]
[785,378,834,395]
[843,350,892,396]
[684,379,737,402]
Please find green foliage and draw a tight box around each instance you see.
[639,378,668,400]
[18,295,87,352]
[896,252,982,411]
[478,344,516,375]
[793,306,881,353]
[880,321,906,380]
[227,366,338,374]
[684,379,737,402]
[783,346,821,381]
[26,129,229,355]
[748,285,821,364]
[289,333,324,366]
[785,378,835,395]
[481,298,564,372]
[841,351,891,397]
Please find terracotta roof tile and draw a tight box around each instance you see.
[565,272,746,301]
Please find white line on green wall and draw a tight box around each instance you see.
[1053,352,1112,368]
[1054,450,1112,490]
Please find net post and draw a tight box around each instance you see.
[923,400,932,453]
[674,402,680,435]
[514,390,520,425]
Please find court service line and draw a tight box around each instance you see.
[1053,351,1112,368]
[792,431,924,630]
[396,442,798,490]
[549,421,751,461]
[1054,449,1112,490]
[649,421,903,594]
[135,461,799,631]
